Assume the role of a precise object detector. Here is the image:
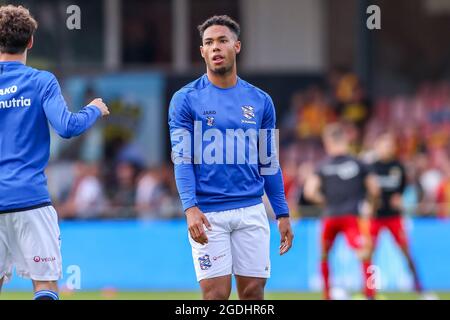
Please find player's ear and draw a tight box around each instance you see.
[235,40,241,55]
[200,45,205,59]
[27,36,34,50]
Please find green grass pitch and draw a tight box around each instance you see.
[1,291,449,300]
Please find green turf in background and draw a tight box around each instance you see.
[0,291,449,300]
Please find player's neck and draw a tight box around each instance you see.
[329,146,349,157]
[206,67,238,89]
[330,152,347,157]
[0,52,27,64]
[379,156,394,163]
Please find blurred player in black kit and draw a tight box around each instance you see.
[304,123,380,300]
[367,133,423,297]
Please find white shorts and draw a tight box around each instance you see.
[0,206,62,282]
[189,203,271,282]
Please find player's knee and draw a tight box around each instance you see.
[355,246,370,262]
[238,281,265,300]
[203,287,230,300]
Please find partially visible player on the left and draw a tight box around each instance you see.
[0,5,109,300]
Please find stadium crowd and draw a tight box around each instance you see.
[281,71,450,219]
[47,71,450,220]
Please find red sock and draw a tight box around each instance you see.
[414,276,423,293]
[363,261,375,299]
[321,260,330,300]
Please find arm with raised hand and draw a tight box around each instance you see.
[42,76,109,139]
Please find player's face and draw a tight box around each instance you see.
[200,25,241,75]
[377,135,396,160]
[323,136,348,156]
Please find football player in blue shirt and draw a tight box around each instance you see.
[169,15,293,300]
[0,5,109,300]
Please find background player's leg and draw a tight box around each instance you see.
[401,247,423,293]
[321,218,338,300]
[344,216,374,299]
[387,217,423,293]
[0,277,3,292]
[199,275,232,300]
[367,218,380,261]
[365,218,381,298]
[235,276,266,300]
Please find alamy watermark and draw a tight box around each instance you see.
[66,5,81,30]
[367,264,382,290]
[367,5,381,30]
[64,264,81,290]
[171,121,280,176]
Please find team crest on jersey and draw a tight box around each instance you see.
[241,106,255,119]
[206,116,215,126]
[198,254,212,270]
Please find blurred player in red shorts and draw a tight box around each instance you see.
[304,123,380,300]
[368,133,423,296]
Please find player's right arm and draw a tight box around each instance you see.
[303,173,325,206]
[168,91,211,245]
[42,74,109,139]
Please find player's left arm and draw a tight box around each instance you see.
[363,167,381,218]
[260,95,293,255]
[390,163,407,211]
[42,75,108,138]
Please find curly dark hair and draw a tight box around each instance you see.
[197,15,240,40]
[0,5,38,54]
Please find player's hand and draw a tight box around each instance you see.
[186,206,212,245]
[89,98,110,117]
[390,193,403,211]
[278,217,294,255]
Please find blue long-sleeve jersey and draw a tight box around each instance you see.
[168,74,289,218]
[0,61,101,212]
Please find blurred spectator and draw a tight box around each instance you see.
[296,86,335,140]
[434,149,450,218]
[57,161,107,220]
[135,167,165,219]
[402,161,425,217]
[134,165,181,219]
[106,161,140,219]
[330,69,371,128]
